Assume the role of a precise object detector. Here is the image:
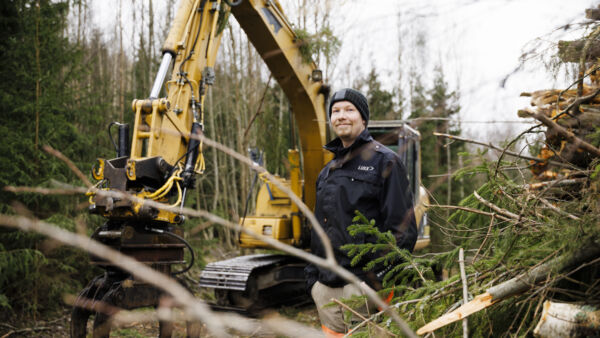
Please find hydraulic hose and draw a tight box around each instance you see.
[107,122,130,157]
[146,227,195,275]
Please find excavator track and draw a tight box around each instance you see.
[199,254,310,313]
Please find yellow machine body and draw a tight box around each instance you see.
[240,149,303,248]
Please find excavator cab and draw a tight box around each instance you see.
[367,120,430,250]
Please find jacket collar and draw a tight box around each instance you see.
[324,129,373,158]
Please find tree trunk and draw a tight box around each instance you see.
[585,7,600,20]
[118,0,124,121]
[446,136,451,212]
[533,301,600,337]
[487,244,600,301]
[209,86,220,212]
[35,0,41,151]
[149,0,154,69]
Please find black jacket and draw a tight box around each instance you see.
[304,129,417,291]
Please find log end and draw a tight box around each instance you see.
[518,109,535,118]
[416,293,495,335]
[533,301,600,337]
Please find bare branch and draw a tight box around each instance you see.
[107,304,325,337]
[433,132,573,169]
[555,86,600,120]
[344,298,422,337]
[553,65,600,120]
[42,145,93,188]
[536,196,580,220]
[261,312,325,338]
[459,248,469,338]
[4,185,86,195]
[425,202,513,222]
[63,294,121,317]
[243,73,272,141]
[0,325,51,337]
[473,191,520,221]
[473,214,495,262]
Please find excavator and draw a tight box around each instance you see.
[72,0,429,335]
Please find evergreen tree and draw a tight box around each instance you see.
[409,65,463,204]
[0,0,104,319]
[426,65,462,205]
[364,68,397,120]
[352,67,402,120]
[407,65,475,249]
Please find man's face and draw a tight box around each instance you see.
[331,101,366,146]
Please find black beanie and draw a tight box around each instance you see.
[328,88,370,125]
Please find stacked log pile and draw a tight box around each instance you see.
[517,5,600,180]
[518,82,600,179]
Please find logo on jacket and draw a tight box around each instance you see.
[357,165,375,171]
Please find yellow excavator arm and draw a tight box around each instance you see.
[231,0,331,248]
[89,0,330,242]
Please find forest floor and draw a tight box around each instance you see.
[0,302,320,337]
[0,247,321,337]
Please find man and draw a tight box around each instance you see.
[305,88,417,336]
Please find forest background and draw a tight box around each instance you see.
[0,0,596,334]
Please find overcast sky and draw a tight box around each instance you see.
[328,0,596,141]
[91,0,597,142]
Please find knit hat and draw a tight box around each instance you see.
[328,88,370,125]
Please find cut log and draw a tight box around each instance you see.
[533,301,600,337]
[586,8,600,21]
[558,40,600,63]
[417,243,600,335]
[556,111,600,129]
